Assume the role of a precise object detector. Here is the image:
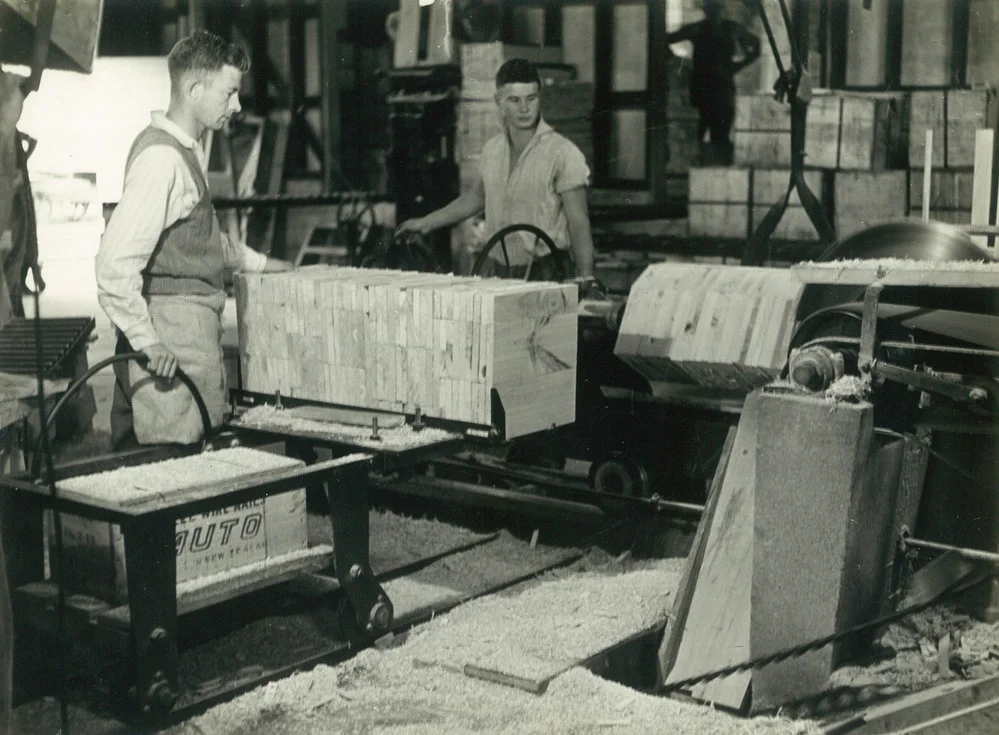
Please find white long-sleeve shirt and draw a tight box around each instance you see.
[96,111,266,351]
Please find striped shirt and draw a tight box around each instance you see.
[96,112,266,351]
[479,118,590,266]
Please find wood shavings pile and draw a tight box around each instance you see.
[236,404,459,450]
[799,257,997,271]
[404,560,681,685]
[824,376,870,404]
[56,447,303,503]
[830,606,999,693]
[170,557,819,735]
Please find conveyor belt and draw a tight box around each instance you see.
[0,317,96,378]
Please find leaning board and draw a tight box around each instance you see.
[235,267,578,439]
[614,264,803,391]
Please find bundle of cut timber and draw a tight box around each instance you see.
[613,263,803,391]
[235,267,578,439]
[456,99,502,161]
[56,447,308,604]
[909,89,997,169]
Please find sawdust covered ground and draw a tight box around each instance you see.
[169,555,820,735]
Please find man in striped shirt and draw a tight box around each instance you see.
[398,58,595,282]
[96,32,291,448]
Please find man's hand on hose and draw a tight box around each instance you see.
[142,343,179,380]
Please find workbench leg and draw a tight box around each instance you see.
[326,461,393,638]
[122,515,178,717]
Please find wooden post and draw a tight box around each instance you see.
[971,129,995,250]
[922,130,933,222]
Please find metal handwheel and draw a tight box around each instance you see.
[471,223,571,281]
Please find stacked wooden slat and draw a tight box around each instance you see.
[806,93,905,171]
[688,167,828,241]
[57,448,308,604]
[733,95,790,168]
[613,264,803,391]
[909,170,975,225]
[236,267,578,439]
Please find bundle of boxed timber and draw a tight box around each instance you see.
[909,170,975,225]
[460,42,562,100]
[688,167,828,241]
[834,171,908,238]
[909,89,997,169]
[613,263,804,391]
[56,447,308,604]
[235,267,578,439]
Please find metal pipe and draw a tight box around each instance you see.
[902,535,999,566]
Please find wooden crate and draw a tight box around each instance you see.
[968,0,999,87]
[910,89,998,169]
[909,169,975,225]
[733,95,791,168]
[56,448,308,605]
[834,171,908,239]
[613,263,804,391]
[236,268,578,439]
[688,167,751,239]
[805,93,902,170]
[751,169,826,241]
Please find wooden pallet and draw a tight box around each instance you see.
[235,267,578,439]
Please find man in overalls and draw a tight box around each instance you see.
[96,31,291,449]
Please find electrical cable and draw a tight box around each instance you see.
[29,290,69,735]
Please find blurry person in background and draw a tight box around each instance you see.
[666,0,760,165]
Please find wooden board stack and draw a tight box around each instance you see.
[613,264,803,391]
[56,448,308,604]
[236,267,578,439]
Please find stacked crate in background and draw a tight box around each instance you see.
[906,89,997,226]
[542,78,595,168]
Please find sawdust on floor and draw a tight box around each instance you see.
[830,605,999,693]
[169,557,820,735]
[235,404,459,450]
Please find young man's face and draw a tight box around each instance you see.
[496,82,541,132]
[192,64,243,132]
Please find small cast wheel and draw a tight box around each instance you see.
[471,223,571,281]
[589,454,651,498]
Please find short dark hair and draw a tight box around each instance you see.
[168,30,250,88]
[495,58,541,88]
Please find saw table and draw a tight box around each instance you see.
[0,444,383,719]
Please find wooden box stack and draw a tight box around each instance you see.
[909,170,975,225]
[613,263,804,391]
[688,168,827,241]
[909,89,997,169]
[56,448,308,604]
[235,267,578,439]
[733,95,791,168]
[456,99,501,162]
[805,93,904,170]
[687,167,751,239]
[751,169,827,241]
[834,171,908,238]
